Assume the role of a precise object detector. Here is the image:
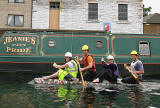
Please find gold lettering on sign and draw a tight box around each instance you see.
[6,47,31,53]
[3,36,36,53]
[11,43,26,47]
[3,37,36,45]
[31,37,36,45]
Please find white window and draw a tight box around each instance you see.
[9,0,24,3]
[118,4,128,20]
[8,15,24,26]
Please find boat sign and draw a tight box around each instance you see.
[0,35,39,55]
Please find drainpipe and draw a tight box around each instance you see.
[31,0,33,29]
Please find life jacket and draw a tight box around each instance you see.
[82,55,96,72]
[58,60,78,81]
[65,60,78,78]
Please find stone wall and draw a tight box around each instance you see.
[0,0,32,29]
[32,0,143,34]
[32,0,49,29]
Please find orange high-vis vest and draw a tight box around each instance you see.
[82,55,96,72]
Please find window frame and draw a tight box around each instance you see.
[8,14,24,27]
[50,2,60,10]
[8,0,24,3]
[118,4,128,21]
[139,41,150,56]
[88,3,98,21]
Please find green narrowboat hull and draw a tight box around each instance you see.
[0,30,160,77]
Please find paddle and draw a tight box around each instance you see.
[124,64,140,84]
[75,56,87,87]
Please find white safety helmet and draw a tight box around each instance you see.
[107,55,114,60]
[64,52,72,58]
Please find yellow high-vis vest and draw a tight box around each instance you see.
[58,60,78,81]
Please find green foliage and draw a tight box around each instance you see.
[143,5,152,17]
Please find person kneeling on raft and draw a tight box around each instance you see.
[42,52,79,81]
[122,50,144,84]
[93,55,119,83]
[77,45,97,82]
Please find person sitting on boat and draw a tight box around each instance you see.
[122,50,144,84]
[42,52,79,81]
[92,55,119,83]
[77,45,97,82]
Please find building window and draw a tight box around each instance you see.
[8,15,24,27]
[9,0,24,3]
[118,4,128,20]
[88,3,98,20]
[50,2,60,9]
[139,41,150,56]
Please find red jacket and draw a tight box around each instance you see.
[82,55,96,72]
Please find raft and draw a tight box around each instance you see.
[33,78,123,86]
[34,78,79,85]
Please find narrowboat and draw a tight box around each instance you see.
[0,29,160,77]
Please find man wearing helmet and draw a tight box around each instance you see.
[42,52,79,81]
[122,50,144,84]
[77,45,97,81]
[93,55,119,83]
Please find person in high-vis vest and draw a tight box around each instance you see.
[122,50,144,84]
[77,45,97,82]
[42,52,79,81]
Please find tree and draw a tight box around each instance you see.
[143,5,152,17]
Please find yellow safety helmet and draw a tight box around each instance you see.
[82,45,89,50]
[130,50,138,55]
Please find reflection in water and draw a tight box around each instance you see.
[33,83,119,108]
[125,85,150,108]
[98,88,118,107]
[81,87,96,108]
[0,82,34,108]
[0,74,160,108]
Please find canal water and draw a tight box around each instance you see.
[0,73,160,108]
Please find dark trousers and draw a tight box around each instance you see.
[64,73,73,81]
[121,76,139,84]
[83,71,97,82]
[95,69,117,83]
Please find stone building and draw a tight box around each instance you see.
[143,13,160,34]
[32,0,143,34]
[0,0,32,29]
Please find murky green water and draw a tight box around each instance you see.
[0,73,160,108]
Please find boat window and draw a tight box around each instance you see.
[48,39,56,48]
[95,40,103,48]
[139,41,150,56]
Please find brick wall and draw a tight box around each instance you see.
[144,24,160,34]
[32,0,143,34]
[0,0,32,29]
